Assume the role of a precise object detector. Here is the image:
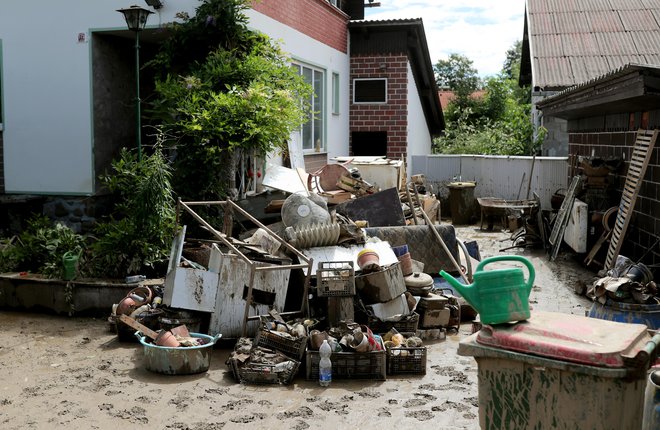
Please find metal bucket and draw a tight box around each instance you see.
[135,332,221,375]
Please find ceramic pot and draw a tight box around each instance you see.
[309,330,329,350]
[155,330,180,348]
[398,252,413,276]
[169,325,190,338]
[116,297,137,315]
[351,332,369,352]
[127,286,153,306]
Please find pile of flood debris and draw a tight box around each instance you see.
[589,256,658,305]
[109,158,476,382]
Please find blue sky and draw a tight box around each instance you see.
[365,0,526,77]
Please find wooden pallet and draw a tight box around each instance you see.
[604,129,659,269]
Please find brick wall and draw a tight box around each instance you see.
[568,109,660,268]
[250,0,348,53]
[350,54,408,159]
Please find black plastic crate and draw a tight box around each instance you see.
[387,346,427,375]
[305,339,386,381]
[367,312,419,336]
[230,358,300,385]
[255,329,308,361]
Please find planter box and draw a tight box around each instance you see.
[0,273,140,316]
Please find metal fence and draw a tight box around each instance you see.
[411,155,569,210]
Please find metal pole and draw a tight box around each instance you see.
[135,30,142,161]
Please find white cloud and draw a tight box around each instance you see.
[365,0,525,77]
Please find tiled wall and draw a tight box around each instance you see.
[350,54,408,159]
[567,110,660,268]
[250,0,348,53]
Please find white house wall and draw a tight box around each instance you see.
[0,1,201,195]
[0,1,348,195]
[406,61,432,172]
[245,9,350,162]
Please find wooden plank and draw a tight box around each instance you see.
[118,314,159,340]
[604,129,659,269]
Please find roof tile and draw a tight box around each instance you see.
[587,11,626,32]
[554,12,588,33]
[526,0,660,88]
[548,0,581,13]
[562,33,600,56]
[596,32,637,55]
[631,30,660,54]
[529,13,556,34]
[619,9,660,30]
[535,34,564,57]
[644,53,660,63]
[607,0,645,10]
[536,57,573,87]
[606,54,645,69]
[581,0,614,11]
[642,0,660,8]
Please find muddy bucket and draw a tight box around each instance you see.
[135,332,221,375]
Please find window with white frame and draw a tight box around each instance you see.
[293,62,325,152]
[353,78,387,104]
[332,72,340,115]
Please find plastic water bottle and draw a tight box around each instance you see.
[318,339,332,387]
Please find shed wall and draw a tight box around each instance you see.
[567,108,660,268]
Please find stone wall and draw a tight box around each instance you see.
[1,195,113,235]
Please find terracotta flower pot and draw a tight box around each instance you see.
[116,297,137,316]
[155,330,180,348]
[126,286,153,306]
[397,252,413,276]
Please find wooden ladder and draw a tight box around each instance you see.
[604,129,659,269]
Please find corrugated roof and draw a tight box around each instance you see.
[524,0,660,89]
[539,63,660,102]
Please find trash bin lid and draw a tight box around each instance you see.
[476,311,651,368]
[447,181,476,189]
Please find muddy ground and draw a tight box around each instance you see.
[0,226,595,429]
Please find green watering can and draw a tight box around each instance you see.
[439,255,535,325]
[62,251,80,281]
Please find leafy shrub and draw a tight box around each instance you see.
[148,0,312,202]
[88,148,175,278]
[6,215,85,278]
[0,237,20,273]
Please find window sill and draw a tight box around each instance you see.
[304,151,327,156]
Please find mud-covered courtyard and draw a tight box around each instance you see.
[0,226,594,430]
